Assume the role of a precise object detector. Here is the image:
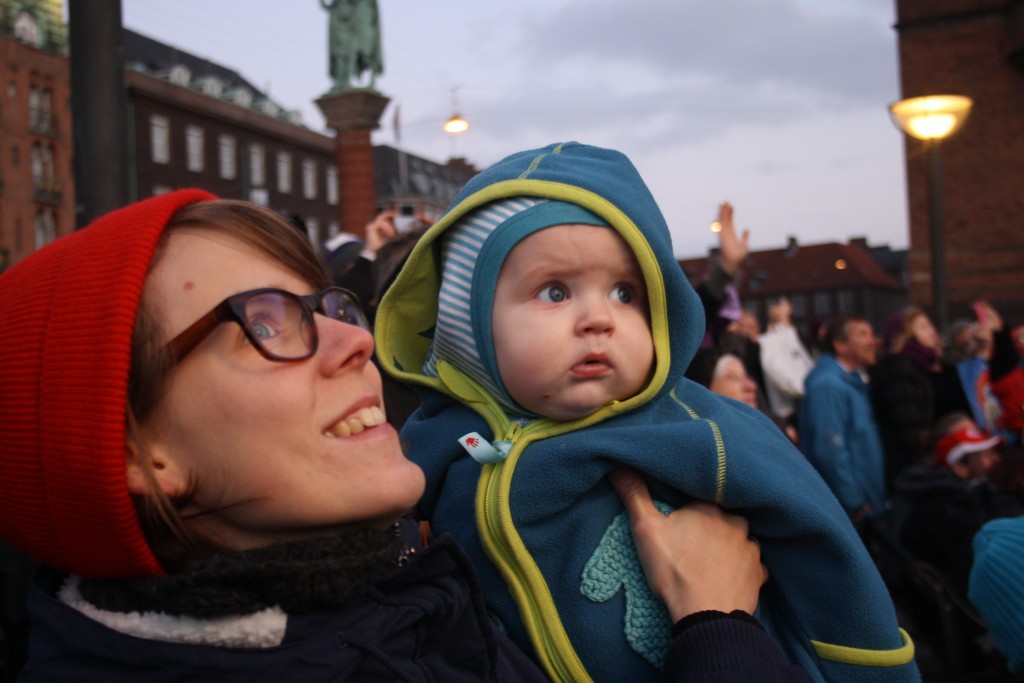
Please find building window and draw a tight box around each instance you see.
[31,142,43,184]
[325,166,338,206]
[302,159,317,199]
[257,99,280,118]
[249,188,269,206]
[34,210,56,249]
[150,116,170,164]
[790,294,807,318]
[249,144,266,186]
[327,221,339,239]
[40,88,52,132]
[153,185,172,196]
[186,126,204,172]
[167,65,192,87]
[276,152,292,194]
[305,217,319,244]
[28,86,54,134]
[14,10,41,47]
[28,86,40,129]
[228,87,253,108]
[218,135,236,179]
[813,291,831,317]
[198,76,223,98]
[838,290,855,314]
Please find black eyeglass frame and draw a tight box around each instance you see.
[164,286,368,366]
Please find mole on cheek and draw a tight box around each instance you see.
[184,281,195,291]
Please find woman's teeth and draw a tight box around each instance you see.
[324,406,386,437]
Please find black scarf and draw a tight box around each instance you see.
[79,526,405,618]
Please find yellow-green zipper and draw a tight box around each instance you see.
[474,414,593,683]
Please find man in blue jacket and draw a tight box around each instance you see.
[799,316,887,525]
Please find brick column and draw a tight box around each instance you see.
[316,91,390,239]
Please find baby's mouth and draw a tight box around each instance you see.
[324,406,386,437]
[572,353,611,377]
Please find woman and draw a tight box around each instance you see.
[0,191,806,681]
[872,306,971,485]
[685,347,797,442]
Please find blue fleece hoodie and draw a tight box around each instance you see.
[374,142,918,683]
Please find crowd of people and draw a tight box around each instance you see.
[691,203,1024,678]
[0,140,1020,681]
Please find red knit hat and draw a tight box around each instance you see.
[0,189,216,579]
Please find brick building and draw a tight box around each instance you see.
[0,0,74,271]
[123,29,475,246]
[893,0,1024,325]
[123,28,342,243]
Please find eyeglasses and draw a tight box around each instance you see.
[164,287,368,366]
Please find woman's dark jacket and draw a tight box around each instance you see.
[17,522,809,683]
[871,354,971,483]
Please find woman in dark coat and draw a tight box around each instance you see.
[0,191,806,682]
[871,306,971,485]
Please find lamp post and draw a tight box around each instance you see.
[888,94,973,332]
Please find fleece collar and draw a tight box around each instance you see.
[60,576,288,648]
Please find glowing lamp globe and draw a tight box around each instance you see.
[889,95,973,141]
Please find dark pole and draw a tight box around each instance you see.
[924,139,948,332]
[68,0,130,227]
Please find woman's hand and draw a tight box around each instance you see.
[609,467,767,622]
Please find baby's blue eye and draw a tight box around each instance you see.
[610,286,633,304]
[538,285,567,303]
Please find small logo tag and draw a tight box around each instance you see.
[459,432,508,464]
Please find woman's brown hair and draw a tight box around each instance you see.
[127,199,332,570]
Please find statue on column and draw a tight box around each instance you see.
[320,0,383,92]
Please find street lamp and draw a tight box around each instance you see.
[888,94,973,331]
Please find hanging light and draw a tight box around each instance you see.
[444,113,469,134]
[443,87,469,134]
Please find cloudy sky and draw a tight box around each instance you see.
[120,0,908,258]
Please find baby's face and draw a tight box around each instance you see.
[491,224,654,420]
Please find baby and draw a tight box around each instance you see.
[374,142,917,683]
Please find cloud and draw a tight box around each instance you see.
[518,0,896,105]
[382,0,901,168]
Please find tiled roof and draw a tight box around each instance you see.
[374,145,477,207]
[679,240,903,295]
[122,28,266,100]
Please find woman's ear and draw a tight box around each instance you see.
[126,437,189,498]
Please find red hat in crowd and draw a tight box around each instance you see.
[0,189,215,579]
[935,425,1002,468]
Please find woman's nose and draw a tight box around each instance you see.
[317,316,374,373]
